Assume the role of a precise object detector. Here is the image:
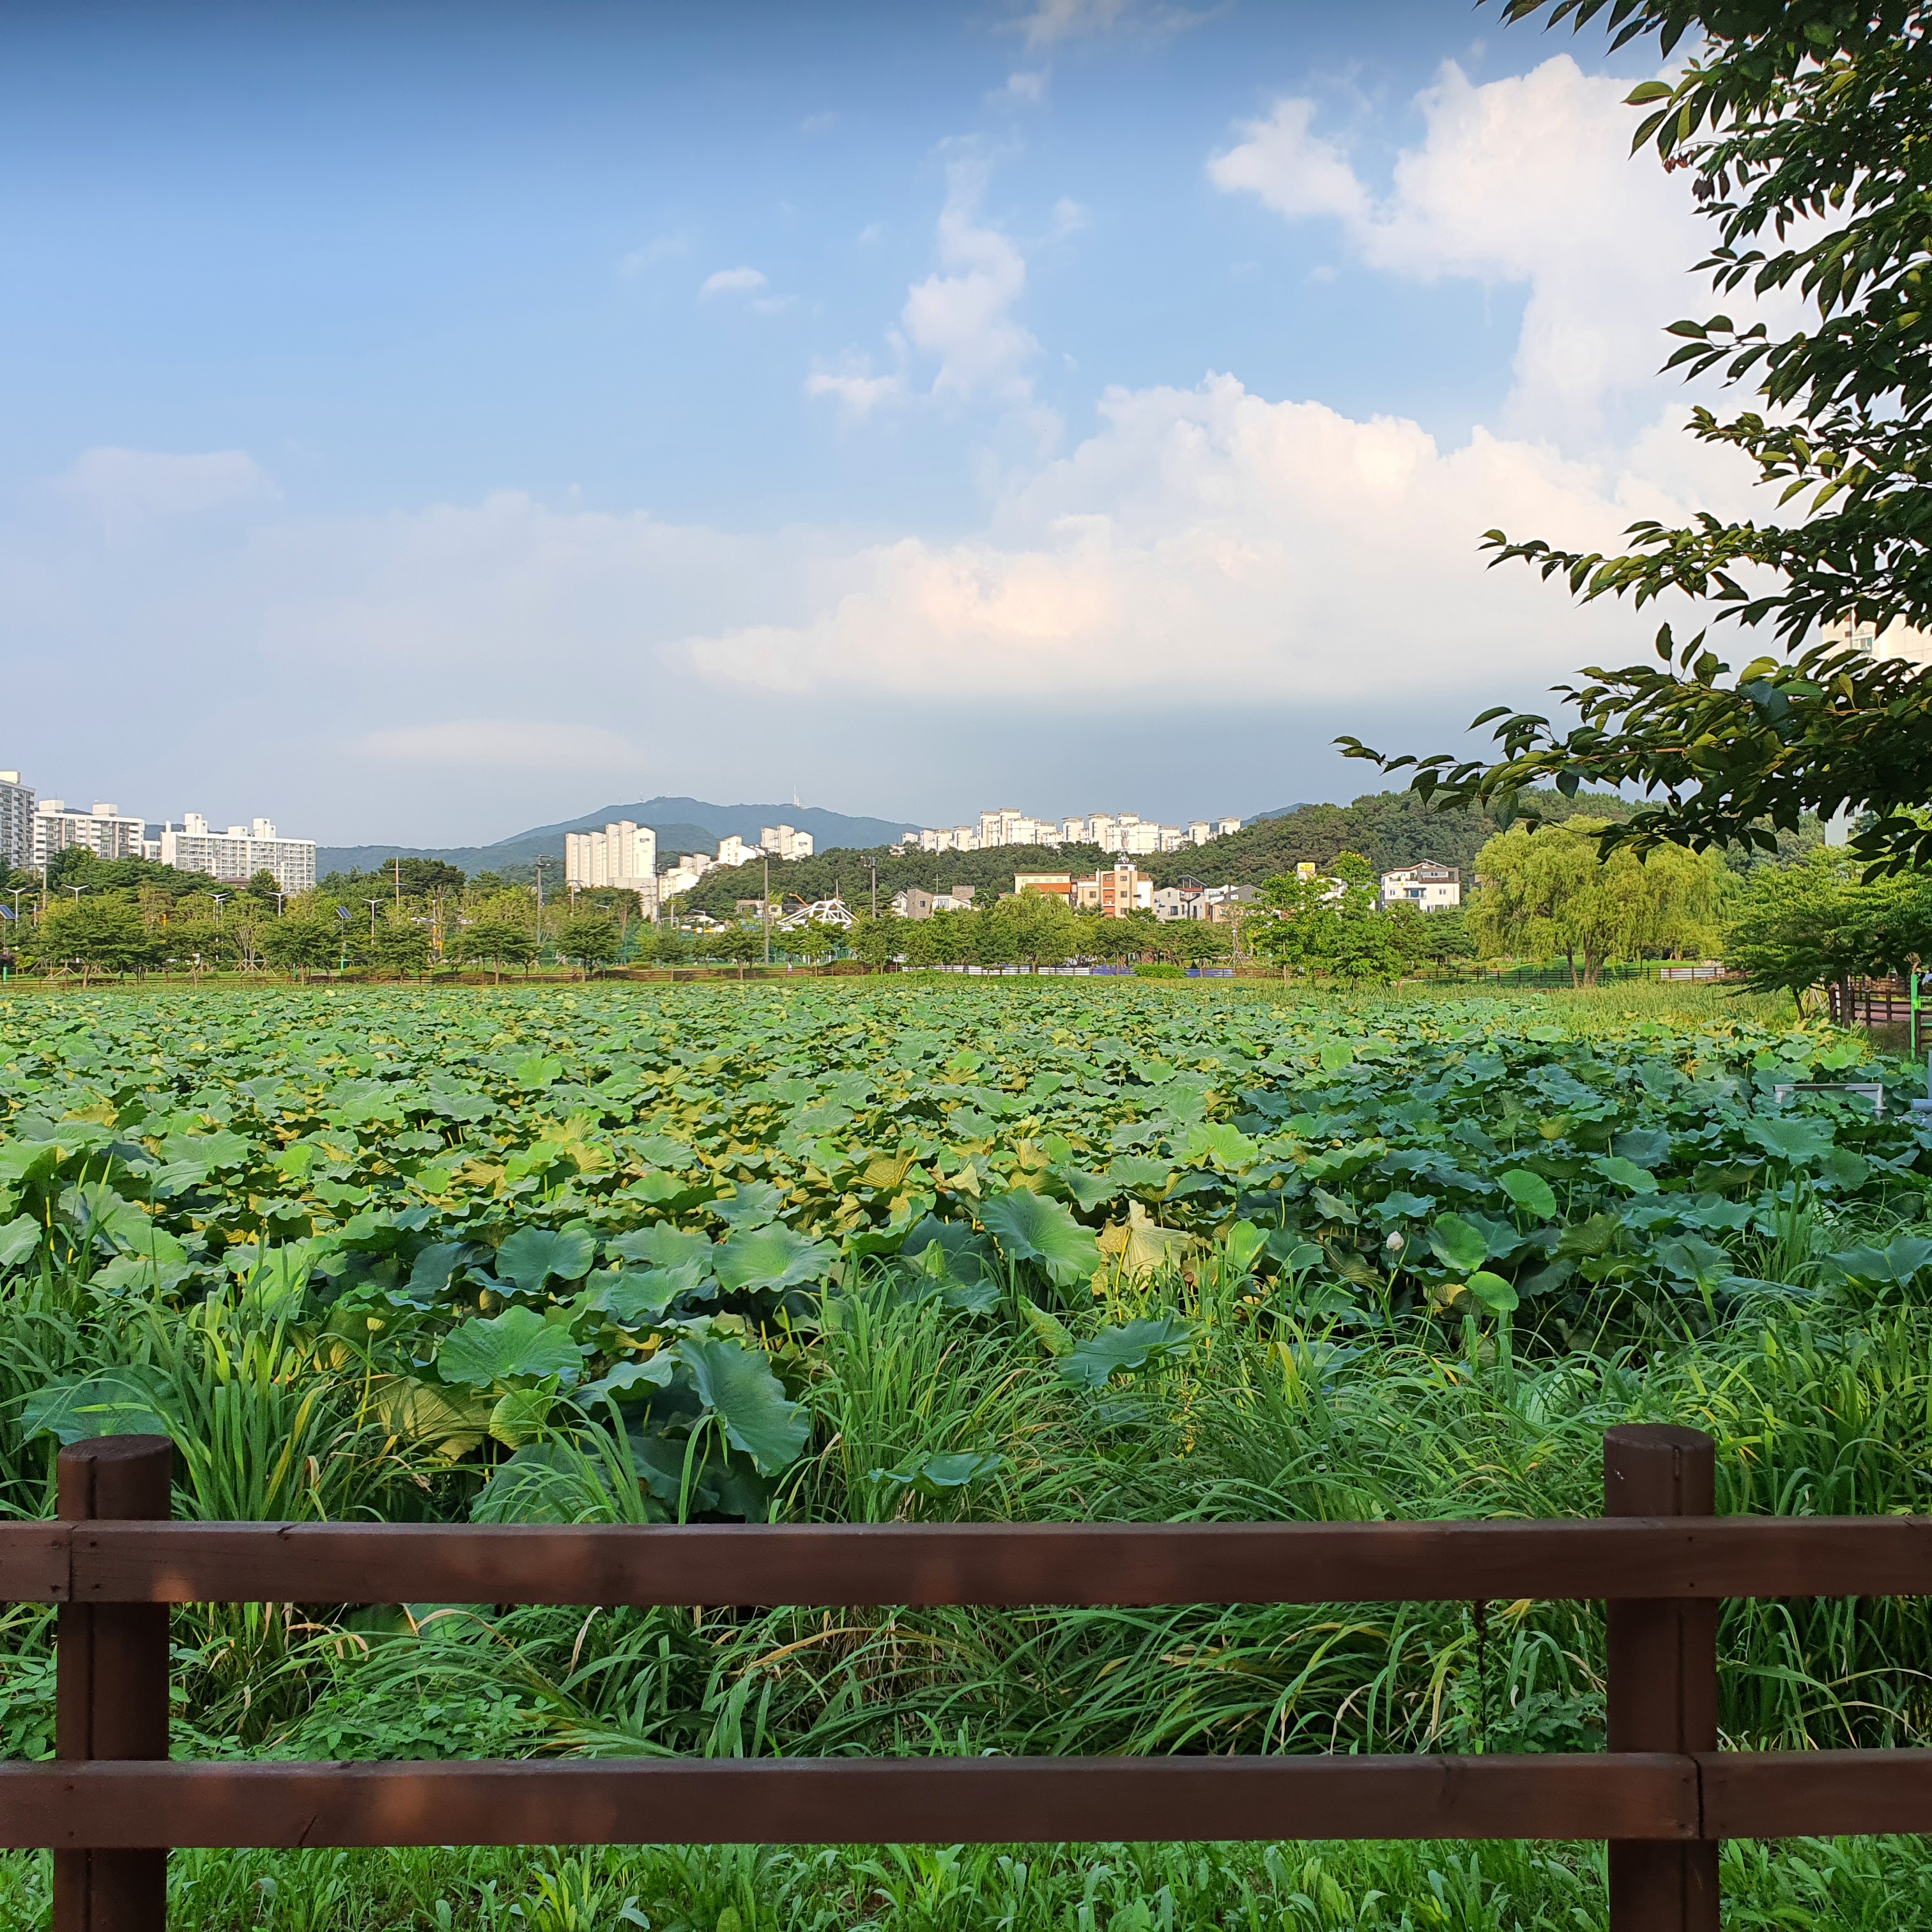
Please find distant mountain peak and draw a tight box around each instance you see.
[315,795,921,879]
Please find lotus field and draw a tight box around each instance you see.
[4,977,1932,1928]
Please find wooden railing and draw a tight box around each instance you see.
[9,1426,1932,1932]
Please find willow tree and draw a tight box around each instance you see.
[1469,820,1729,983]
[1346,1,1932,874]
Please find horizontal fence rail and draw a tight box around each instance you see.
[7,1514,1932,1607]
[8,1427,1932,1932]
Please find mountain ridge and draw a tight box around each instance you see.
[316,797,921,878]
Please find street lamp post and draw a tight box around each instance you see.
[363,898,382,941]
[762,855,771,966]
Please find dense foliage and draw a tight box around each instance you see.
[0,979,1918,1520]
[1727,845,1932,998]
[6,977,1932,1922]
[1469,822,1731,984]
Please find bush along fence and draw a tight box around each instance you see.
[12,1426,1932,1931]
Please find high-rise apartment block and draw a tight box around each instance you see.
[565,821,658,898]
[716,835,756,868]
[159,813,318,894]
[33,801,146,869]
[908,807,1248,855]
[0,772,35,871]
[760,825,814,861]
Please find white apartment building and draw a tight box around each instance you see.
[716,835,756,868]
[656,850,722,900]
[1820,615,1932,666]
[760,824,815,861]
[0,772,35,871]
[158,813,318,894]
[1380,862,1461,910]
[34,801,146,870]
[907,807,1248,854]
[915,825,980,853]
[977,809,1061,848]
[565,821,658,894]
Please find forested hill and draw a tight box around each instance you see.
[671,788,1637,917]
[1162,788,1638,888]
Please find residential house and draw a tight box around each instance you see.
[1379,862,1460,910]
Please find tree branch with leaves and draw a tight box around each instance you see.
[1342,1,1932,873]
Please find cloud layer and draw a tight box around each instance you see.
[1211,56,1707,439]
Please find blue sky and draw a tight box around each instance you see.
[1,0,1741,846]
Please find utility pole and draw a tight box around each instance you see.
[762,854,771,965]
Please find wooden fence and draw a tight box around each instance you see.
[1830,976,1920,1029]
[10,1427,1932,1931]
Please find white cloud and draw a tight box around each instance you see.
[1013,0,1211,47]
[900,153,1037,402]
[1207,96,1368,226]
[987,69,1049,108]
[699,265,768,298]
[1210,56,1711,440]
[682,371,1770,703]
[800,110,839,135]
[359,719,640,770]
[751,295,799,316]
[806,364,907,415]
[1050,196,1088,238]
[857,222,884,244]
[53,448,275,524]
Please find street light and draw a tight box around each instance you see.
[65,885,85,905]
[363,898,383,940]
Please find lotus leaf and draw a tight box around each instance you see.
[1464,1270,1519,1314]
[980,1188,1101,1287]
[870,1450,1006,1494]
[715,1224,833,1294]
[1428,1213,1491,1275]
[494,1227,597,1295]
[0,1215,42,1269]
[610,1225,715,1273]
[438,1306,583,1388]
[1498,1170,1559,1220]
[1062,1314,1197,1390]
[677,1337,809,1474]
[22,1372,170,1445]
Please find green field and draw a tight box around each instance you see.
[3,977,1931,1928]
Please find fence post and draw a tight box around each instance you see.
[56,1434,172,1932]
[1603,1425,1717,1932]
